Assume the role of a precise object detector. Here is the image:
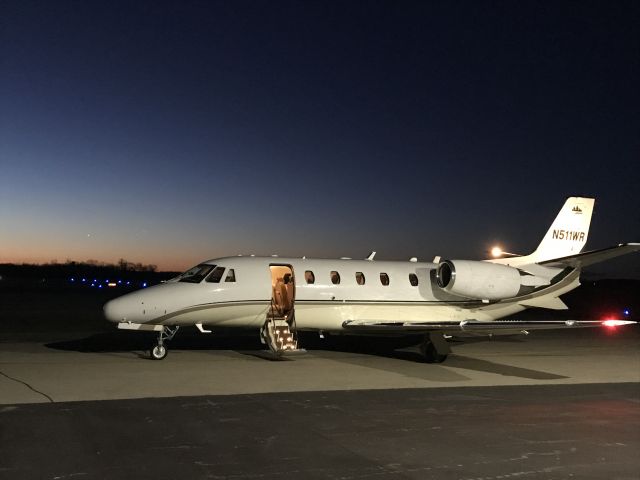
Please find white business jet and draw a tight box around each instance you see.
[104,197,638,361]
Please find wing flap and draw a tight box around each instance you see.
[517,296,568,310]
[538,243,640,268]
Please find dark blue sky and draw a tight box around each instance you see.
[1,1,639,276]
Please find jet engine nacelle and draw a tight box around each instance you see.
[435,260,522,300]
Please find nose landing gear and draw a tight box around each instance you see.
[150,326,179,360]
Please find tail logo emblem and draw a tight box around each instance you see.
[572,206,583,214]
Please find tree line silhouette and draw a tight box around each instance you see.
[0,259,178,283]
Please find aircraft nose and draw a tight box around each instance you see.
[104,296,133,323]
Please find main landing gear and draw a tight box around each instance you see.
[420,332,451,363]
[150,326,179,360]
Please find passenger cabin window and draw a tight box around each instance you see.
[206,266,226,283]
[179,264,215,283]
[409,273,419,286]
[305,270,315,284]
[355,272,365,285]
[330,271,340,285]
[225,269,236,282]
[380,273,390,286]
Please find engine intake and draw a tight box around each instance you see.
[435,260,522,300]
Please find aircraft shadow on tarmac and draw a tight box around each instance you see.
[43,328,513,356]
[443,355,568,380]
[44,330,568,380]
[45,330,263,354]
[318,344,569,381]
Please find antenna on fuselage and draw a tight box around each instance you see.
[366,251,376,261]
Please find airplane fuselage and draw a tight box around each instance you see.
[104,256,569,331]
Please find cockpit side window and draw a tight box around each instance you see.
[225,269,236,282]
[206,266,226,283]
[178,264,215,283]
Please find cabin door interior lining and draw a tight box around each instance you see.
[270,265,295,318]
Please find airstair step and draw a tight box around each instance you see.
[280,348,307,356]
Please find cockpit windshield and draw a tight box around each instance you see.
[178,264,215,283]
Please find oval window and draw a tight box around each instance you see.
[380,273,389,286]
[305,270,315,284]
[409,273,419,286]
[330,271,340,285]
[355,272,366,285]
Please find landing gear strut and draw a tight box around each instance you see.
[150,326,179,360]
[420,332,451,363]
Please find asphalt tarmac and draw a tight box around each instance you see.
[1,288,639,479]
[1,384,639,479]
[1,327,639,404]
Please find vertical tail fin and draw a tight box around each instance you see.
[531,197,595,263]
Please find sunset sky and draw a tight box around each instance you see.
[1,1,638,277]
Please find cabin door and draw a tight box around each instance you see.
[269,265,295,319]
[262,264,300,353]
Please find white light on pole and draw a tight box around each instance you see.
[491,246,519,258]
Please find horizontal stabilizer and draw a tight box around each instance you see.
[342,319,635,336]
[539,243,640,268]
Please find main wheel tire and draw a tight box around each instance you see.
[420,341,448,363]
[151,344,167,360]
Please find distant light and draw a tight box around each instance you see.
[142,282,147,288]
[491,246,520,258]
[105,279,109,283]
[117,280,122,284]
[82,278,86,282]
[108,282,117,287]
[70,278,75,282]
[90,283,95,287]
[126,281,131,285]
[623,309,630,316]
[98,284,103,288]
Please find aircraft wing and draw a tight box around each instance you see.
[538,243,640,268]
[341,319,636,336]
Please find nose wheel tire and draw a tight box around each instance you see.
[151,344,167,360]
